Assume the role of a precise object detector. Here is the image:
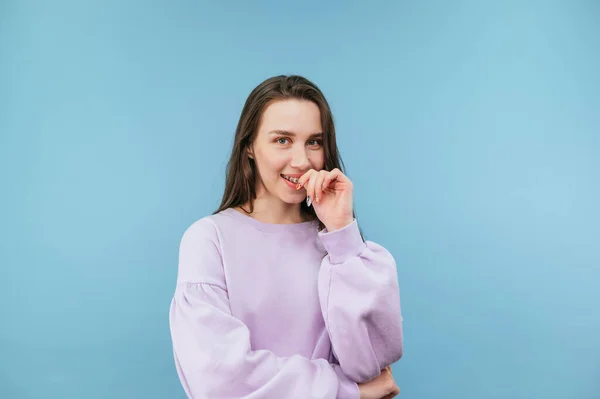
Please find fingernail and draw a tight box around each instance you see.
[296,183,301,190]
[315,195,319,203]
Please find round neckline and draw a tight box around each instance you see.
[221,207,319,233]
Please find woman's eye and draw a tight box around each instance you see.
[308,140,323,147]
[276,137,290,145]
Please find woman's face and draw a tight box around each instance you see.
[249,98,325,207]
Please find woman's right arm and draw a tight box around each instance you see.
[168,218,359,399]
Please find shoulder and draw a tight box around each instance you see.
[180,208,239,243]
[177,214,226,285]
[180,215,220,248]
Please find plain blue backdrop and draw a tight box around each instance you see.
[1,1,599,398]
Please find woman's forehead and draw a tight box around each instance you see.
[259,99,322,135]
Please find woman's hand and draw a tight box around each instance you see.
[357,366,400,399]
[297,168,354,232]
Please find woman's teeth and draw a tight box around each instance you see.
[282,175,300,184]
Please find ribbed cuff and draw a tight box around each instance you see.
[318,219,366,264]
[333,364,360,399]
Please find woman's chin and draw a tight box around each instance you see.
[279,193,306,205]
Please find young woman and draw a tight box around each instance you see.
[169,75,404,398]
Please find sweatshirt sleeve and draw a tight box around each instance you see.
[317,219,404,383]
[168,217,359,399]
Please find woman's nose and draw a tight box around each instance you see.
[290,148,310,169]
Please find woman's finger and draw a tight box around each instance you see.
[321,169,338,192]
[305,171,317,204]
[329,168,351,184]
[314,170,327,203]
[323,168,353,192]
[381,390,399,399]
[297,169,315,190]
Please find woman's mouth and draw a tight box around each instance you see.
[281,174,303,190]
[281,174,300,184]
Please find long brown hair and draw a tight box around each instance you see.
[214,75,357,232]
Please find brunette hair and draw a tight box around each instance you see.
[214,75,358,232]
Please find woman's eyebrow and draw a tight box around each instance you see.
[268,130,324,138]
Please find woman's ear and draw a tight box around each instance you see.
[247,146,254,160]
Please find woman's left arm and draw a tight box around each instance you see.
[317,220,404,384]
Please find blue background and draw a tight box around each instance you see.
[1,1,598,398]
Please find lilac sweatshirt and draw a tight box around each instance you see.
[168,208,403,398]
